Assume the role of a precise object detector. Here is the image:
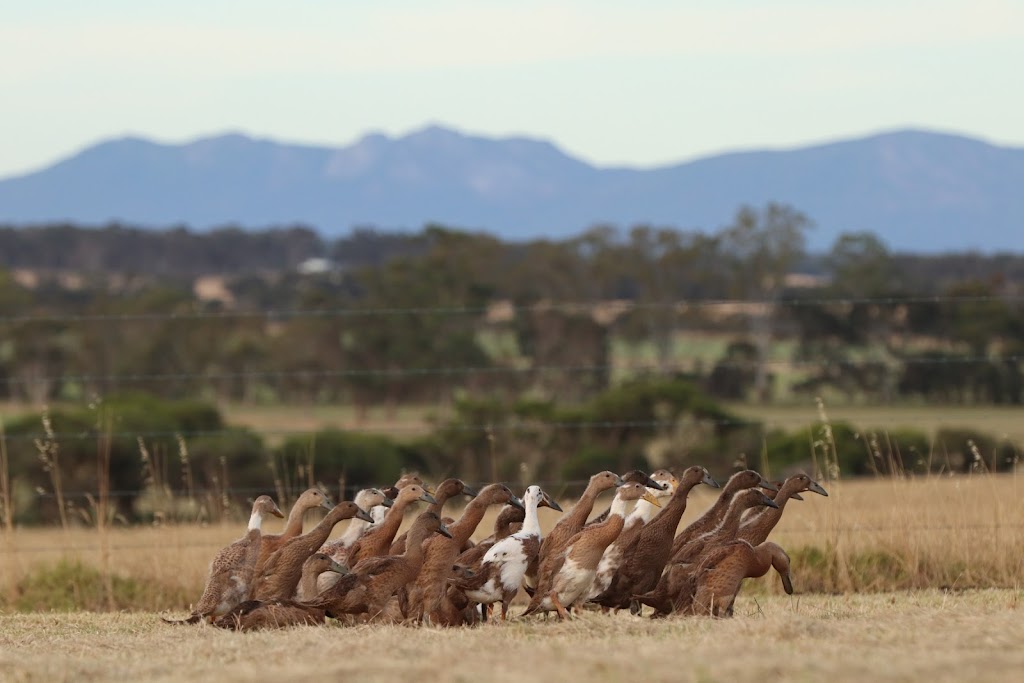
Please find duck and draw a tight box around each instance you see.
[690,540,793,617]
[214,553,348,631]
[588,466,718,612]
[251,488,333,579]
[669,469,776,559]
[407,483,525,624]
[584,470,667,526]
[250,501,372,602]
[639,488,781,616]
[448,485,561,621]
[526,471,624,598]
[588,470,677,602]
[319,488,393,567]
[523,482,660,619]
[452,503,527,574]
[739,473,828,545]
[390,478,477,554]
[344,485,436,566]
[162,495,283,624]
[306,511,453,620]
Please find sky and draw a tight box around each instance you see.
[1,0,1023,178]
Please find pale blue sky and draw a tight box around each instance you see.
[1,0,1022,178]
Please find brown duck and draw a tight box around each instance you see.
[214,553,348,631]
[407,483,524,624]
[306,511,452,620]
[253,488,334,578]
[669,470,775,559]
[319,488,393,565]
[638,488,780,616]
[250,501,372,601]
[739,473,828,545]
[390,478,476,554]
[691,540,793,617]
[523,482,660,619]
[344,485,436,566]
[588,466,718,611]
[162,495,283,624]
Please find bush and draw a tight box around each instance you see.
[276,429,408,492]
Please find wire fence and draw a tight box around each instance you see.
[1,292,1022,325]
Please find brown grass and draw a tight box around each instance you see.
[1,591,1023,682]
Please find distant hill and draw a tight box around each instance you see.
[1,126,1022,252]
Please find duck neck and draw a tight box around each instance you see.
[339,517,372,546]
[280,502,309,539]
[720,499,752,537]
[648,481,698,533]
[427,489,454,516]
[298,565,322,600]
[377,498,412,542]
[450,498,488,545]
[628,497,660,525]
[403,525,431,564]
[563,482,603,529]
[248,510,264,531]
[608,494,631,521]
[521,497,542,537]
[741,492,792,545]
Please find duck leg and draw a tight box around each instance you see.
[550,591,571,621]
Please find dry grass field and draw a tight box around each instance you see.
[2,475,1024,681]
[2,591,1023,682]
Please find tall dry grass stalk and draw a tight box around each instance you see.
[90,404,114,610]
[34,407,68,532]
[1,417,16,604]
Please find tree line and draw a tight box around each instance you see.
[0,204,1022,408]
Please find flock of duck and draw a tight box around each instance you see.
[162,467,828,630]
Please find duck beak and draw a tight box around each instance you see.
[462,485,479,498]
[641,491,662,508]
[329,560,349,575]
[436,522,453,539]
[423,485,436,496]
[758,478,779,493]
[642,475,665,490]
[355,507,374,523]
[703,472,720,488]
[761,494,780,509]
[542,493,563,512]
[320,499,335,512]
[270,505,285,519]
[808,480,829,497]
[613,476,625,487]
[380,496,395,508]
[791,492,805,501]
[509,495,525,511]
[781,573,794,595]
[420,492,438,505]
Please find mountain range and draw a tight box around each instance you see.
[1,126,1022,252]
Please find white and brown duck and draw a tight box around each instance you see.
[526,470,624,598]
[588,470,677,602]
[523,482,660,619]
[449,485,561,621]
